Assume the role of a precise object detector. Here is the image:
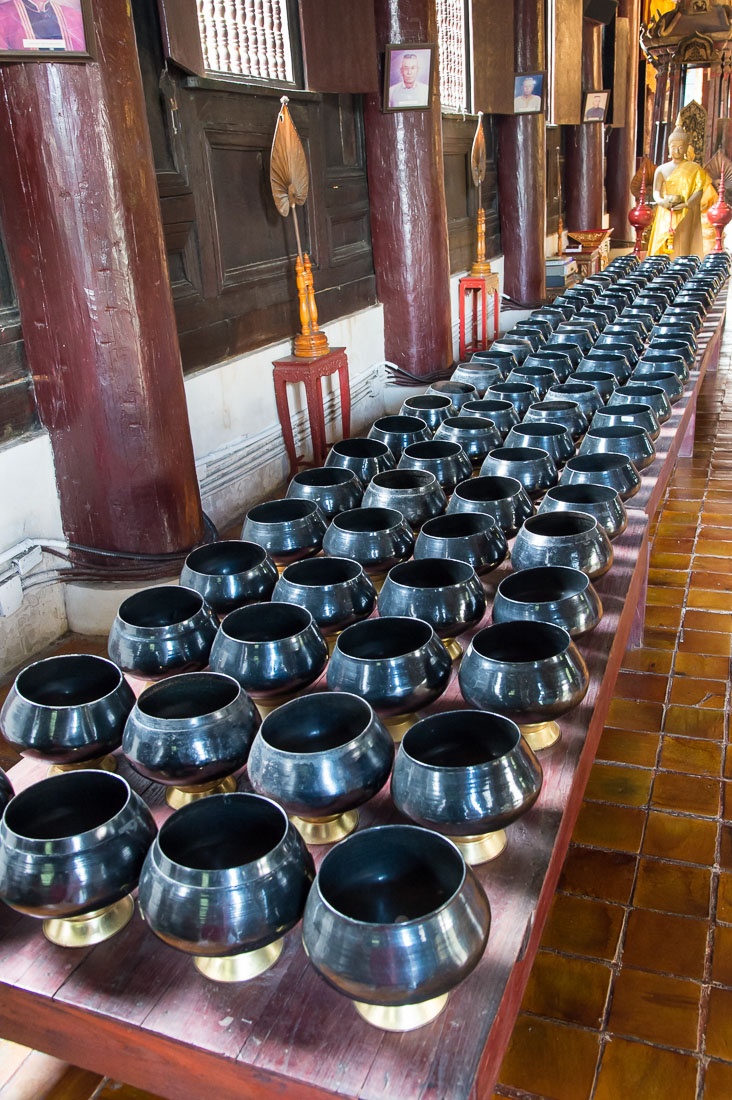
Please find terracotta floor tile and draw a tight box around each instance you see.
[699,525,732,540]
[651,772,721,818]
[642,810,717,865]
[653,537,696,556]
[605,699,664,734]
[655,522,697,539]
[520,950,612,1028]
[706,987,732,1062]
[642,627,679,651]
[593,1036,698,1100]
[702,507,732,523]
[674,652,731,680]
[596,729,660,768]
[633,858,711,918]
[649,552,693,571]
[695,538,732,557]
[677,629,732,657]
[621,648,674,675]
[572,802,645,853]
[723,781,732,820]
[704,1060,732,1100]
[659,736,724,777]
[584,763,653,808]
[665,498,704,513]
[669,677,727,709]
[663,705,726,741]
[700,501,732,518]
[613,670,668,703]
[684,608,732,633]
[622,910,708,980]
[540,895,624,962]
[645,605,684,631]
[689,569,732,591]
[647,568,689,589]
[720,824,732,872]
[497,1014,601,1100]
[712,924,732,987]
[607,967,701,1050]
[719,874,732,923]
[558,847,637,904]
[692,555,732,574]
[687,587,732,612]
[725,747,732,780]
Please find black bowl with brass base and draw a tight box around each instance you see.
[241,498,328,569]
[180,540,278,617]
[459,620,589,752]
[378,559,486,662]
[108,586,219,680]
[0,770,156,947]
[286,467,364,520]
[399,394,454,431]
[322,507,415,582]
[391,710,543,864]
[1,653,134,773]
[248,692,394,844]
[302,824,490,1030]
[138,793,314,981]
[327,618,452,742]
[273,556,376,646]
[325,437,396,486]
[122,672,259,808]
[209,603,328,715]
[415,512,509,576]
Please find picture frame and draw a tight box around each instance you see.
[512,71,546,115]
[0,0,94,62]
[582,90,611,123]
[383,43,436,112]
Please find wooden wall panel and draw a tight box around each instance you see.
[473,0,515,115]
[611,17,629,126]
[131,0,376,376]
[298,1,378,92]
[156,0,204,75]
[443,115,500,274]
[549,0,583,124]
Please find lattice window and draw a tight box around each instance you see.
[437,0,470,114]
[197,0,294,82]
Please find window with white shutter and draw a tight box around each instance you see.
[196,0,295,82]
[437,0,471,114]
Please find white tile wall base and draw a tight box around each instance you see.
[0,553,67,678]
[64,577,178,636]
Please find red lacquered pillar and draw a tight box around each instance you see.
[0,0,205,556]
[606,0,642,245]
[565,20,605,230]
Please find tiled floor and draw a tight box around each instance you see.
[2,315,732,1100]
[495,313,732,1100]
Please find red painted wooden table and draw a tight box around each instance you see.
[0,515,648,1100]
[458,276,499,360]
[273,348,351,479]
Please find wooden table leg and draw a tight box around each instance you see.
[304,374,328,467]
[492,290,499,341]
[273,371,298,479]
[337,359,351,441]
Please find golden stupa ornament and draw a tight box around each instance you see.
[270,96,329,358]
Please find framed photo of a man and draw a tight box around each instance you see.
[0,0,93,61]
[384,43,435,112]
[513,72,545,114]
[583,90,611,123]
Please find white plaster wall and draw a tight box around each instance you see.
[0,432,68,676]
[187,303,388,529]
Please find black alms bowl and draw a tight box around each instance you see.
[273,556,376,637]
[108,586,219,678]
[241,499,328,567]
[0,770,156,923]
[138,793,314,978]
[180,540,278,616]
[302,825,490,1026]
[1,653,134,765]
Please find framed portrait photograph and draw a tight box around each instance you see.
[384,43,435,112]
[583,90,611,123]
[513,72,545,114]
[0,0,94,61]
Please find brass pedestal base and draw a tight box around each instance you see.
[384,713,418,743]
[194,937,283,982]
[43,895,134,948]
[48,753,117,777]
[442,636,463,662]
[521,720,561,751]
[354,992,449,1031]
[290,809,359,844]
[327,632,342,657]
[453,827,507,865]
[294,331,329,358]
[369,572,387,594]
[165,773,238,809]
[255,691,300,718]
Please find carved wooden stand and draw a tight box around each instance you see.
[273,348,350,478]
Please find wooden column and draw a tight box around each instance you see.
[606,0,641,245]
[498,0,546,304]
[565,20,605,229]
[362,0,453,377]
[0,0,205,557]
[651,57,670,164]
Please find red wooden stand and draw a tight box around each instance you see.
[273,348,351,478]
[458,276,499,360]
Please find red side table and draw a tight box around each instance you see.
[458,274,500,360]
[273,347,351,479]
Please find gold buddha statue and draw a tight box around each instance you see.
[648,126,716,257]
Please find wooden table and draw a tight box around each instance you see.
[0,286,725,1100]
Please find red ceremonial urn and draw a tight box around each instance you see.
[629,170,654,257]
[707,166,732,253]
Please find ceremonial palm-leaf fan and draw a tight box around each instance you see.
[470,112,487,191]
[270,96,309,256]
